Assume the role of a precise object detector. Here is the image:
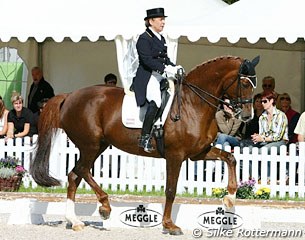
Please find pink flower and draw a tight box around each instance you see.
[15,165,25,174]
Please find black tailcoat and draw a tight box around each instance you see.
[133,28,175,106]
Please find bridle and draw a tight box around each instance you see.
[170,60,257,121]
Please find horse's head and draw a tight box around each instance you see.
[222,56,260,122]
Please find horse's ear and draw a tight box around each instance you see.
[251,56,260,67]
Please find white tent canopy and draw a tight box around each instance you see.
[190,0,305,44]
[3,0,304,44]
[1,0,227,91]
[0,0,227,42]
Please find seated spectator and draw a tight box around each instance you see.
[6,92,35,139]
[294,111,305,142]
[244,93,264,139]
[240,94,263,149]
[0,97,9,138]
[278,93,300,143]
[250,91,288,153]
[242,91,288,179]
[32,98,49,134]
[104,73,118,86]
[215,96,243,150]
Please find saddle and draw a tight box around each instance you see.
[122,79,174,128]
[122,78,175,157]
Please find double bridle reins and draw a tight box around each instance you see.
[170,61,256,122]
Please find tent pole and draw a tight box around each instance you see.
[301,52,305,112]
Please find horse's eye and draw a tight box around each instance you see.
[241,80,251,88]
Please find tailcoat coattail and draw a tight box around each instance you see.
[133,28,175,106]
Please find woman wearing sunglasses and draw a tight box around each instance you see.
[251,91,288,151]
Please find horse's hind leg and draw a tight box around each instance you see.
[205,147,237,209]
[65,147,111,231]
[66,172,85,231]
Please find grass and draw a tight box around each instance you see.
[18,185,201,198]
[17,185,305,202]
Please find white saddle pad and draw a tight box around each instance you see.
[122,80,175,128]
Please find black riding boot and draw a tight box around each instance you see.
[139,101,159,153]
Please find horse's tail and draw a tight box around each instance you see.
[30,93,69,187]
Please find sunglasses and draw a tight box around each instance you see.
[261,99,269,104]
[263,84,272,88]
[280,97,290,101]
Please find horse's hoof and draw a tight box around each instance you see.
[72,222,85,231]
[99,206,111,220]
[223,194,235,210]
[162,227,183,235]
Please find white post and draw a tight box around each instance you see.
[8,198,44,225]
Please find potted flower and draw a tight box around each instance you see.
[0,156,26,191]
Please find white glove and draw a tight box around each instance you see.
[164,65,177,79]
[176,65,185,74]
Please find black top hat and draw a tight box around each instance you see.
[144,8,167,20]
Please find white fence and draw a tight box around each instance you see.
[1,132,305,198]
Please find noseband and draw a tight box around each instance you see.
[171,60,256,121]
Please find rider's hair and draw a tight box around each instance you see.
[145,19,151,28]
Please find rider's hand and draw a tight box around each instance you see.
[175,65,185,73]
[164,65,177,79]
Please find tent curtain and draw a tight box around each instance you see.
[114,34,178,89]
[0,39,38,103]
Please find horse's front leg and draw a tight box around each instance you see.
[162,159,183,235]
[205,147,237,209]
[66,171,85,231]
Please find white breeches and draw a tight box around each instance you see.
[146,71,163,108]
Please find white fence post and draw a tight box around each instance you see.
[298,142,305,198]
[288,144,297,198]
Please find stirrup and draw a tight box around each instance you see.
[138,135,154,153]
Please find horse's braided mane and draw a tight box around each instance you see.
[188,55,241,74]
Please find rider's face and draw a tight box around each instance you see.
[149,17,165,33]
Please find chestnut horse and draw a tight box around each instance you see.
[31,55,259,235]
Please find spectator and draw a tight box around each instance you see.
[261,76,279,99]
[32,98,49,134]
[28,66,55,113]
[104,73,118,86]
[242,91,288,179]
[215,96,243,149]
[251,91,288,154]
[6,92,35,139]
[294,111,305,142]
[278,93,300,143]
[244,93,264,139]
[0,97,9,138]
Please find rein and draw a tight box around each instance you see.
[170,61,256,121]
[170,68,184,122]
